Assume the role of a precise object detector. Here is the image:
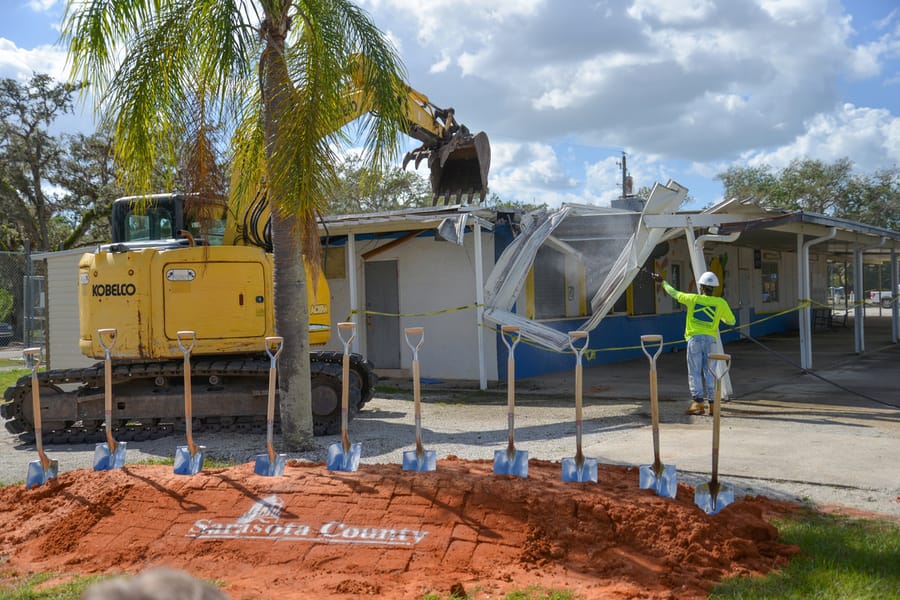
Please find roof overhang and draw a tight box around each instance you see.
[712,211,900,259]
[318,204,496,236]
[642,197,900,261]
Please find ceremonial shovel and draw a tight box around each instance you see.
[327,323,362,471]
[493,325,528,477]
[24,347,58,489]
[561,331,598,483]
[254,336,286,477]
[638,334,676,497]
[694,353,735,515]
[402,327,436,471]
[174,331,205,475]
[93,328,127,471]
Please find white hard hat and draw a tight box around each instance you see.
[698,271,719,287]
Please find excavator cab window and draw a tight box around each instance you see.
[185,207,227,246]
[126,210,174,241]
[110,197,181,243]
[110,195,227,246]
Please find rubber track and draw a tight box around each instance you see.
[1,352,377,445]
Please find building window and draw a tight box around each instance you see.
[761,261,779,303]
[323,246,346,279]
[532,246,567,318]
[630,258,656,315]
[670,263,683,311]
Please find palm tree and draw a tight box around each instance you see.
[63,0,409,449]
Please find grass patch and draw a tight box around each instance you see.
[711,511,900,599]
[133,456,238,469]
[0,571,226,599]
[0,369,28,391]
[0,572,109,599]
[374,384,406,394]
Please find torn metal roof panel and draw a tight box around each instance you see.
[483,180,688,351]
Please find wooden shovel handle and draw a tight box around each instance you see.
[178,331,197,455]
[708,353,732,484]
[24,348,50,468]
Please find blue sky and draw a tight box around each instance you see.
[2,0,898,210]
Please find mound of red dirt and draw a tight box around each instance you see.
[0,458,801,599]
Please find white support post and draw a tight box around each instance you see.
[800,227,837,369]
[854,247,865,354]
[473,221,487,390]
[892,247,899,343]
[347,232,360,354]
[797,232,810,369]
[682,223,705,282]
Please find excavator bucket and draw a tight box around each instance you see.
[406,130,490,205]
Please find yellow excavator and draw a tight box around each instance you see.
[1,79,490,443]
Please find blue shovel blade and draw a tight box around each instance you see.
[561,456,598,483]
[402,449,437,472]
[493,449,529,478]
[93,441,128,471]
[694,481,735,515]
[26,459,59,489]
[174,446,205,475]
[639,463,678,498]
[326,442,361,472]
[253,453,287,477]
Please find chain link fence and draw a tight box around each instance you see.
[0,249,48,359]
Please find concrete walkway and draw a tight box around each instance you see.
[405,313,900,518]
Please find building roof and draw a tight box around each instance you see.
[705,198,900,260]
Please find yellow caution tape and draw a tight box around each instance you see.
[348,299,832,360]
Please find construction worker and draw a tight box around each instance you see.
[650,271,735,415]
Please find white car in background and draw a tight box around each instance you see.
[869,286,899,309]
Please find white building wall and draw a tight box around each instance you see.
[327,230,498,382]
[41,249,95,370]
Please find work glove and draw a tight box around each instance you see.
[650,273,663,283]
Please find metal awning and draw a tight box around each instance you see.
[710,203,900,258]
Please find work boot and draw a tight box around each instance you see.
[686,401,706,415]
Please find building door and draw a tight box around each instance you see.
[364,260,401,369]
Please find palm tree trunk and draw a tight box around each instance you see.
[270,211,314,450]
[261,9,314,450]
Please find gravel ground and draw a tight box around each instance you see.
[3,387,899,520]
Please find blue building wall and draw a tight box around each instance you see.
[488,213,803,381]
[495,309,799,381]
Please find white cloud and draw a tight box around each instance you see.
[491,141,576,185]
[7,0,895,210]
[0,38,67,80]
[361,0,899,207]
[429,54,451,74]
[627,0,717,25]
[740,103,900,171]
[28,0,59,12]
[757,0,829,24]
[364,0,878,163]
